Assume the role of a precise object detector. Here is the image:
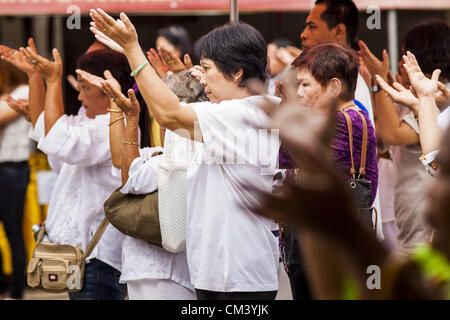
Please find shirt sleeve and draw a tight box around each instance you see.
[37,113,111,167]
[28,111,45,142]
[191,98,280,170]
[420,150,440,177]
[120,146,163,195]
[438,106,450,131]
[401,112,420,134]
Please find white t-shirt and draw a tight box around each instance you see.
[187,95,281,292]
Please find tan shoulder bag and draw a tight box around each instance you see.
[27,218,109,293]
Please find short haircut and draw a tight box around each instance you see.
[292,42,358,101]
[156,25,192,57]
[402,20,450,81]
[194,22,268,87]
[315,0,359,46]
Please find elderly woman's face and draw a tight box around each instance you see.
[296,68,332,111]
[77,75,109,119]
[199,58,240,104]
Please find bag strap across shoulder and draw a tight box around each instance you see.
[83,218,109,259]
[339,106,369,177]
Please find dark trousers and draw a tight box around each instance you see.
[68,258,127,300]
[195,289,277,300]
[0,161,29,299]
[286,263,313,300]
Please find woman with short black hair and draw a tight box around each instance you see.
[91,10,281,300]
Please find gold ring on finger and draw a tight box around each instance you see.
[167,60,175,64]
[31,59,37,66]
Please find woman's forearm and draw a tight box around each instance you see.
[418,96,442,155]
[28,73,46,127]
[373,90,418,146]
[121,115,140,185]
[123,44,181,128]
[109,102,125,169]
[44,79,64,135]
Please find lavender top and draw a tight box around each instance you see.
[332,109,378,204]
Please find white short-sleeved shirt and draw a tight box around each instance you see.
[187,95,281,292]
[117,146,194,290]
[0,85,32,163]
[29,109,125,271]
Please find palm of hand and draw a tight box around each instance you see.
[0,47,35,74]
[115,93,139,116]
[411,72,437,97]
[37,58,62,82]
[395,88,418,107]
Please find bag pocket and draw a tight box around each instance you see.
[27,257,41,288]
[41,259,69,291]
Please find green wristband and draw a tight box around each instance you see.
[130,60,149,77]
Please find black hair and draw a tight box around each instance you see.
[76,49,151,147]
[194,22,268,87]
[402,20,450,81]
[315,0,359,46]
[156,25,192,58]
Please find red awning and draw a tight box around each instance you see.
[0,0,448,15]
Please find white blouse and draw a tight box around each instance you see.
[117,146,194,291]
[29,108,125,271]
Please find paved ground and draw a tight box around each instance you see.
[21,263,292,300]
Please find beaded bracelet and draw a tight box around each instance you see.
[108,115,125,126]
[130,60,149,77]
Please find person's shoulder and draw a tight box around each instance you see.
[10,84,29,99]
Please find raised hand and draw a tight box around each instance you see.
[358,40,390,80]
[67,74,79,91]
[20,47,62,83]
[75,69,105,89]
[190,65,205,82]
[403,51,441,98]
[0,38,39,76]
[91,20,126,54]
[101,70,139,117]
[183,54,194,69]
[375,74,419,113]
[146,48,169,78]
[159,46,187,73]
[435,81,450,109]
[3,96,31,122]
[89,9,138,53]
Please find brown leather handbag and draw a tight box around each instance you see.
[339,106,377,234]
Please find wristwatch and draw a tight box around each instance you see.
[371,85,381,93]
